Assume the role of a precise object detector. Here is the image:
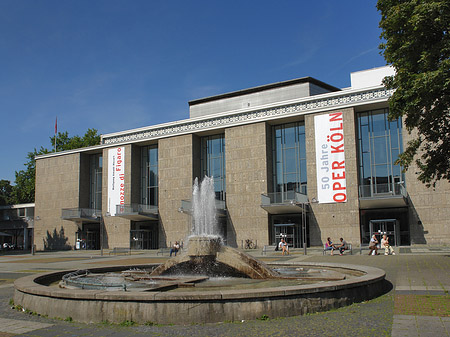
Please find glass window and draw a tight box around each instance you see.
[201,134,226,201]
[89,154,102,210]
[272,122,307,198]
[141,146,158,206]
[357,108,404,197]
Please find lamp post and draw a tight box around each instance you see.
[32,216,40,255]
[100,215,104,256]
[302,202,307,255]
[100,212,111,257]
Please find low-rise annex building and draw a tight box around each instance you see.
[34,66,450,251]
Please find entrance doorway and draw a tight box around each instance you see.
[76,223,100,250]
[360,208,409,246]
[271,214,308,248]
[130,221,158,249]
[369,219,399,246]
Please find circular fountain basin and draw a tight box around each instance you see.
[14,262,386,325]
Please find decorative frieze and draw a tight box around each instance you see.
[102,87,393,145]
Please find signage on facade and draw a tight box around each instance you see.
[314,112,347,203]
[108,147,125,216]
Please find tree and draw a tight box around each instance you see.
[50,128,101,152]
[0,180,13,206]
[377,0,450,187]
[12,129,101,204]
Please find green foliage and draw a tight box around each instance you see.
[377,0,450,187]
[11,129,100,204]
[0,180,13,206]
[257,314,270,321]
[119,320,135,327]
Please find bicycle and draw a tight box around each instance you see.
[244,239,255,249]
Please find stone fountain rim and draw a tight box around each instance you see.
[14,262,385,302]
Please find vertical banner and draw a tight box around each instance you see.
[108,147,125,216]
[314,112,347,203]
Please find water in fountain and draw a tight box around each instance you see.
[150,176,278,279]
[191,176,220,239]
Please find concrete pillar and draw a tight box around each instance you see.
[225,122,270,248]
[158,135,194,247]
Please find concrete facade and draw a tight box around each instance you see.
[33,66,450,251]
[225,122,270,247]
[403,130,450,245]
[158,135,194,246]
[35,153,82,250]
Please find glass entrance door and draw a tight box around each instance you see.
[130,223,159,249]
[86,230,99,250]
[369,219,399,246]
[76,224,100,250]
[274,224,296,247]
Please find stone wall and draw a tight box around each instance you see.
[225,122,270,248]
[403,129,450,245]
[158,135,194,246]
[35,153,81,250]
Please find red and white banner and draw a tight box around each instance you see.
[108,147,125,215]
[314,112,347,203]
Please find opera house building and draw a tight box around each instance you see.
[34,66,450,251]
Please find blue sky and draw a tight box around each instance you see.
[0,0,386,183]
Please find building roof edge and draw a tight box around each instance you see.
[188,77,341,106]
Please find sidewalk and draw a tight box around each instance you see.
[0,248,447,336]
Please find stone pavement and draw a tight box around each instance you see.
[0,247,447,336]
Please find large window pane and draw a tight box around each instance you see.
[89,154,102,210]
[141,145,158,206]
[201,134,226,201]
[272,122,307,195]
[357,108,404,197]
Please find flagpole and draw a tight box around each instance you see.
[54,117,57,152]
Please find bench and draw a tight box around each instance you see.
[109,247,131,255]
[262,245,277,255]
[360,244,383,255]
[323,243,353,255]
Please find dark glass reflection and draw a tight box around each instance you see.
[357,109,404,197]
[201,134,226,201]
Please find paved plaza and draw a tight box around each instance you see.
[0,247,448,336]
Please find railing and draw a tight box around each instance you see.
[61,208,100,219]
[180,199,226,213]
[115,204,158,215]
[261,191,309,206]
[359,183,407,198]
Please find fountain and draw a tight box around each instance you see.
[151,176,278,279]
[14,177,387,324]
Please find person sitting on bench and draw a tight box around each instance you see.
[381,235,395,255]
[170,241,180,257]
[368,234,379,255]
[335,237,348,256]
[325,237,335,256]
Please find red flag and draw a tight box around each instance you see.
[55,117,57,135]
